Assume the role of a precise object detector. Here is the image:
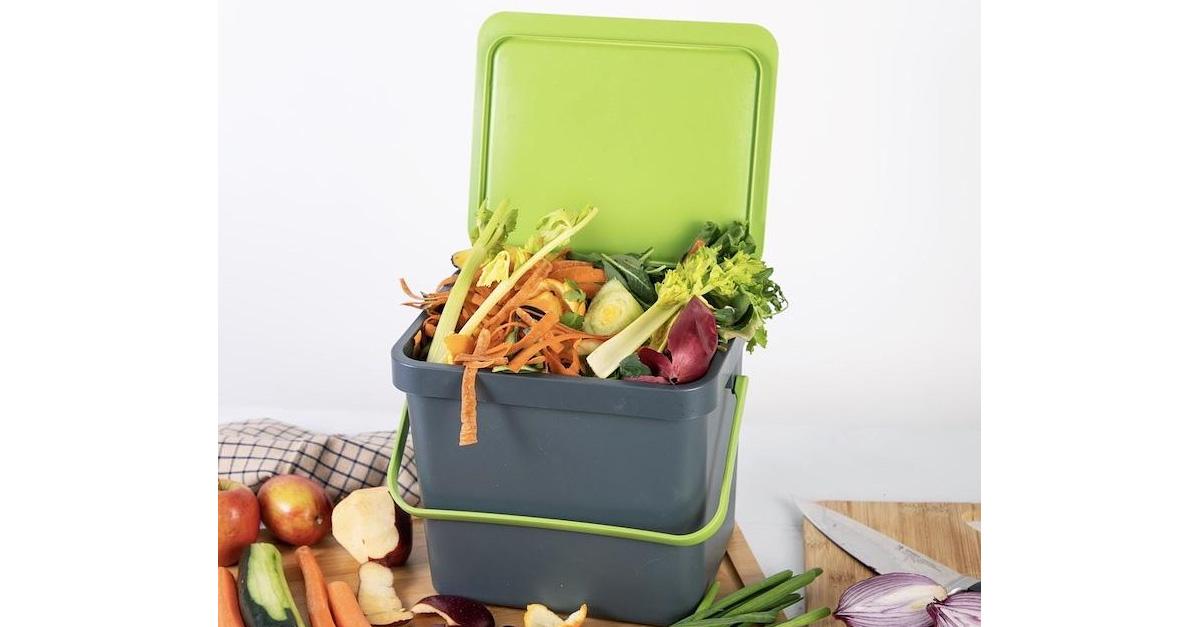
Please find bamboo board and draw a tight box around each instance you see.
[246,519,767,627]
[802,501,982,625]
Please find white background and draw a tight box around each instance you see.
[220,0,979,577]
[6,1,1199,625]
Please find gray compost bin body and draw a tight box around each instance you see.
[390,314,747,624]
[422,479,736,625]
[391,315,744,533]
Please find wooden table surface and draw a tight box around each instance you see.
[248,519,769,627]
[802,501,982,624]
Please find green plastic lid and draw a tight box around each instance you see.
[468,12,778,259]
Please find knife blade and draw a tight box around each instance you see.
[796,500,981,593]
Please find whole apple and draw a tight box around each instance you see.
[257,474,333,546]
[217,478,260,566]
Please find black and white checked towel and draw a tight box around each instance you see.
[218,419,420,505]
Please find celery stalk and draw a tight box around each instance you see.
[426,200,515,364]
[457,205,599,339]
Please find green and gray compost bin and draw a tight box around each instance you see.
[389,12,778,625]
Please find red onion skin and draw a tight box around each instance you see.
[927,591,982,627]
[627,298,718,385]
[835,573,948,627]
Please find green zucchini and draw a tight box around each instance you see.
[238,543,307,627]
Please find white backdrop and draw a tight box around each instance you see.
[219,0,980,537]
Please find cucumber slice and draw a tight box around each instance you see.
[583,280,644,336]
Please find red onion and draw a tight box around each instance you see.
[927,591,982,627]
[834,573,948,627]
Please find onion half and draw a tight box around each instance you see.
[834,573,948,627]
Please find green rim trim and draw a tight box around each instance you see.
[387,375,748,547]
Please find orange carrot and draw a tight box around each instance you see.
[443,334,472,358]
[295,546,337,627]
[327,580,373,627]
[578,281,604,298]
[548,265,606,285]
[509,310,561,354]
[485,261,554,327]
[218,567,244,627]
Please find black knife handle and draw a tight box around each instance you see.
[965,581,981,593]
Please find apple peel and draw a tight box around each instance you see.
[411,595,496,627]
[524,603,587,627]
[356,562,414,626]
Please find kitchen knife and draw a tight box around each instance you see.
[796,500,981,593]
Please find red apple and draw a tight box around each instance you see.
[217,478,260,566]
[257,474,333,546]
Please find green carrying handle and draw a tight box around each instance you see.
[387,375,748,547]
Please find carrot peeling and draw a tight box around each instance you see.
[460,365,480,445]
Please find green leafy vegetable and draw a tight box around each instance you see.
[601,253,658,306]
[562,279,586,303]
[476,246,529,287]
[617,353,652,379]
[571,248,673,308]
[586,246,725,378]
[560,311,585,330]
[586,221,787,377]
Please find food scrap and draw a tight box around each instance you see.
[402,202,787,445]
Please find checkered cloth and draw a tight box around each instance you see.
[218,419,420,505]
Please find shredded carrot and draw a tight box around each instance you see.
[485,261,554,328]
[509,310,561,353]
[459,365,480,445]
[406,256,620,446]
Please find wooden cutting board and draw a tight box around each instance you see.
[248,519,768,627]
[802,502,982,625]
